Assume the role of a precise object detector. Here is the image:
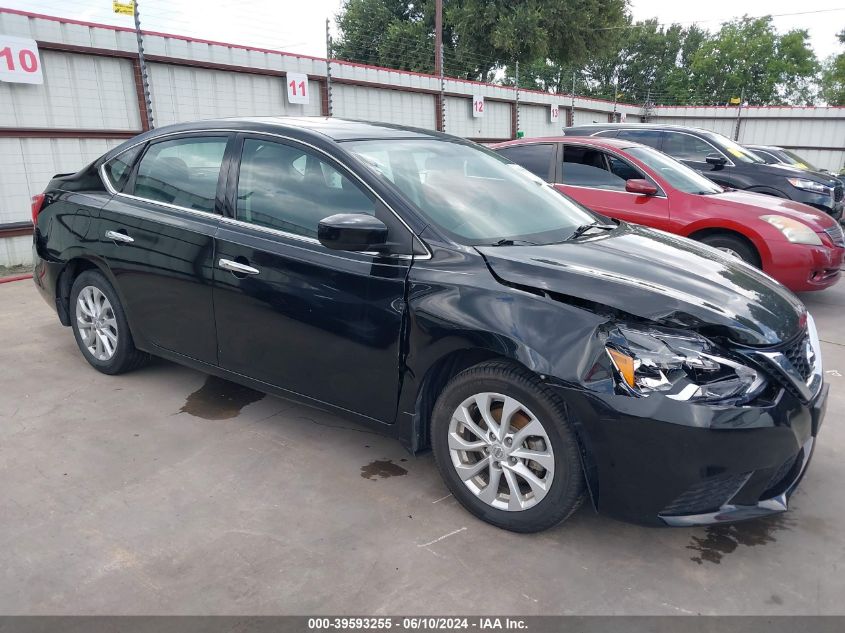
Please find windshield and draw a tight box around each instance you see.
[626,146,723,195]
[707,133,765,164]
[343,138,597,245]
[782,149,819,172]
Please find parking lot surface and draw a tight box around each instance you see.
[1,277,843,615]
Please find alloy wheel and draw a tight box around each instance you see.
[76,285,119,361]
[448,392,555,511]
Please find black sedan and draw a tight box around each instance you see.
[564,123,844,222]
[31,118,827,532]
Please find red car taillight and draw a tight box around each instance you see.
[31,193,46,225]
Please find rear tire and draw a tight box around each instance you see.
[69,269,149,375]
[697,233,760,268]
[431,361,586,533]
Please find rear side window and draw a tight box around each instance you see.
[236,138,375,239]
[132,137,227,213]
[616,129,663,149]
[662,132,719,162]
[496,144,555,181]
[103,145,143,192]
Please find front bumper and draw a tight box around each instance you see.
[550,337,828,527]
[763,242,844,292]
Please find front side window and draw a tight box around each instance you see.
[344,138,596,245]
[496,144,555,180]
[626,146,723,195]
[706,132,765,164]
[236,138,375,238]
[752,149,779,164]
[662,132,719,162]
[561,146,629,190]
[132,137,227,213]
[103,144,143,192]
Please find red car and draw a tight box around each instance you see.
[492,137,845,292]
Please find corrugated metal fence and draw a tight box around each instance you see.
[1,8,844,266]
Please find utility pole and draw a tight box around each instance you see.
[325,18,333,117]
[612,75,619,122]
[733,87,745,141]
[133,0,154,129]
[514,60,520,138]
[439,43,445,132]
[434,0,442,76]
[570,70,576,127]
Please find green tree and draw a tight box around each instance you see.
[334,0,628,80]
[686,17,818,105]
[820,30,845,105]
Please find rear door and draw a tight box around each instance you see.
[556,144,670,230]
[212,133,411,423]
[98,133,230,364]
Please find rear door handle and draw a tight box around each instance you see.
[105,230,134,244]
[218,258,260,275]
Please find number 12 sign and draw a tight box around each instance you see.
[286,72,309,105]
[0,35,43,85]
[472,95,484,118]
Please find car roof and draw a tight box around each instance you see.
[745,144,783,151]
[491,136,648,151]
[564,123,718,136]
[136,116,450,143]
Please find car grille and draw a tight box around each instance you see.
[834,185,843,202]
[782,332,814,382]
[825,223,845,247]
[660,472,750,516]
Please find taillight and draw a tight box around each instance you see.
[31,193,46,225]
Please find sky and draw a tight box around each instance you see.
[4,0,845,61]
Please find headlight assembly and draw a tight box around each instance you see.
[604,325,766,404]
[760,214,822,245]
[787,177,831,195]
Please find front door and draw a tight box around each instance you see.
[212,134,410,423]
[98,133,230,364]
[556,144,671,230]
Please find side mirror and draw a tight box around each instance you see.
[705,153,727,167]
[625,179,658,196]
[318,213,388,252]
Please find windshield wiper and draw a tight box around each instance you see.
[489,238,539,247]
[566,223,616,241]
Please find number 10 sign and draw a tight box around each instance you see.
[0,35,43,85]
[286,72,309,105]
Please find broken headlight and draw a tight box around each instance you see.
[604,325,766,404]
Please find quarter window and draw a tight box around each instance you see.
[496,144,555,180]
[616,129,664,149]
[236,138,375,238]
[103,145,142,192]
[132,137,227,213]
[662,132,719,162]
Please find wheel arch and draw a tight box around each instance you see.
[410,350,600,511]
[685,225,768,268]
[56,256,129,328]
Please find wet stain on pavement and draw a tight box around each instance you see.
[179,375,265,420]
[361,459,408,480]
[687,515,794,564]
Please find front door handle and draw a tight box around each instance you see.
[218,258,260,275]
[105,230,134,244]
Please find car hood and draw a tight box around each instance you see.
[709,190,836,229]
[756,162,840,186]
[476,224,805,346]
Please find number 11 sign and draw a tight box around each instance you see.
[286,72,309,105]
[0,35,43,85]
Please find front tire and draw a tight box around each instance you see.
[431,361,586,533]
[697,233,760,268]
[70,269,148,375]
